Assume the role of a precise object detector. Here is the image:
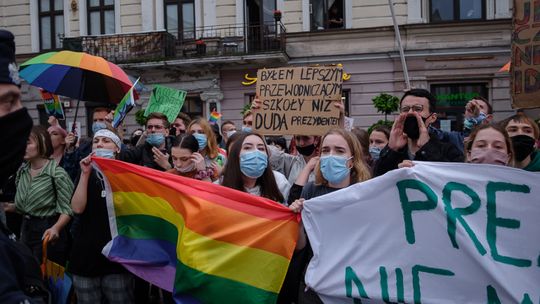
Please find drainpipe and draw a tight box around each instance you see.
[388,0,411,90]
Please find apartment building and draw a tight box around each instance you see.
[2,0,526,137]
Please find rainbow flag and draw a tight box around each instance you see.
[92,158,300,304]
[208,111,221,125]
[112,78,138,128]
[40,89,65,120]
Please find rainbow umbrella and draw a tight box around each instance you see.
[19,51,136,130]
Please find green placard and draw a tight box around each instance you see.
[145,85,187,123]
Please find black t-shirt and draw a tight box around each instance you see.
[68,171,126,276]
[288,182,342,304]
[300,181,340,200]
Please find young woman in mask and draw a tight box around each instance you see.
[288,128,371,303]
[188,118,226,181]
[221,132,290,203]
[502,114,540,172]
[70,128,134,304]
[167,134,212,182]
[251,97,345,185]
[465,123,514,166]
[369,125,390,162]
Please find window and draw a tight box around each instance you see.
[310,0,344,30]
[165,0,195,41]
[87,0,115,35]
[430,83,488,131]
[39,0,64,50]
[181,95,203,118]
[430,0,485,22]
[341,89,350,117]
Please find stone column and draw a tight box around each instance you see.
[200,78,224,123]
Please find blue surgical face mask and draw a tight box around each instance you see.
[92,122,107,134]
[242,126,252,133]
[369,146,382,160]
[240,150,268,178]
[464,112,487,130]
[320,155,352,184]
[146,133,165,147]
[193,133,207,150]
[94,148,116,159]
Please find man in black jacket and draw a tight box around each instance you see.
[0,29,37,304]
[374,89,463,177]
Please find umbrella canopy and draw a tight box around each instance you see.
[19,51,136,104]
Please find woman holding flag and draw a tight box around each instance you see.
[221,132,290,203]
[69,128,134,304]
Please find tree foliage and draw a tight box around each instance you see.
[371,93,399,121]
[135,109,147,126]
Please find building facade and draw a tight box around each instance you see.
[4,0,535,138]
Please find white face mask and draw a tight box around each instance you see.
[225,130,236,138]
[175,162,195,173]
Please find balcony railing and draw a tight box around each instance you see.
[62,22,286,64]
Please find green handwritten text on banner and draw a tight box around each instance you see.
[254,66,343,136]
[302,162,540,303]
[145,85,187,123]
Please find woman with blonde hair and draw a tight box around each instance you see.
[188,118,226,180]
[287,128,371,303]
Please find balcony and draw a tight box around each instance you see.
[62,23,287,66]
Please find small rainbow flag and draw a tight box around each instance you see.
[92,158,300,304]
[208,111,221,125]
[40,89,65,120]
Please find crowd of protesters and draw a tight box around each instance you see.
[1,28,540,303]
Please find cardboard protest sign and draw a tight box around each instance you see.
[254,66,343,135]
[511,0,540,108]
[40,89,65,120]
[302,162,540,303]
[145,85,187,123]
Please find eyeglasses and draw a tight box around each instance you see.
[400,105,424,113]
[147,125,164,130]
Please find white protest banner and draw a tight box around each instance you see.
[302,162,540,303]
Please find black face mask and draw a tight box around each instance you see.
[403,115,428,140]
[296,143,316,156]
[511,135,536,162]
[131,135,141,146]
